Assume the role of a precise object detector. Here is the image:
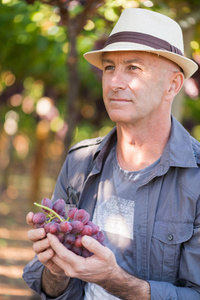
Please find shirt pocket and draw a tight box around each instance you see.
[150,220,193,282]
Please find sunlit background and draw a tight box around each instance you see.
[0,0,200,299]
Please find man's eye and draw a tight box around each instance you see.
[128,65,139,70]
[104,65,115,71]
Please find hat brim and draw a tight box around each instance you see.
[84,42,198,79]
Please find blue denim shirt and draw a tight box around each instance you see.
[23,116,200,299]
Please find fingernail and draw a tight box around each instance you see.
[47,233,52,239]
[82,235,91,245]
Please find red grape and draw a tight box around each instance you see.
[94,231,105,243]
[33,212,46,224]
[87,221,99,235]
[49,222,59,234]
[67,207,78,219]
[74,209,90,224]
[41,198,53,213]
[82,248,93,258]
[74,235,83,248]
[71,245,82,256]
[65,233,76,245]
[81,225,92,236]
[59,221,72,234]
[44,222,51,233]
[70,220,84,234]
[56,232,65,243]
[63,242,72,250]
[35,222,45,229]
[52,199,65,216]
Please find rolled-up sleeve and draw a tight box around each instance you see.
[23,256,85,300]
[149,280,200,299]
[23,256,44,294]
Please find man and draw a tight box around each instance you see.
[23,8,200,300]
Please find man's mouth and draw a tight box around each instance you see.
[110,98,132,102]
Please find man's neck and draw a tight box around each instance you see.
[116,117,171,171]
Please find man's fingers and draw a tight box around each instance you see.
[82,236,110,259]
[48,233,109,262]
[47,233,81,262]
[27,228,46,242]
[26,212,35,227]
[47,233,86,278]
[37,247,55,264]
[33,237,50,254]
[47,233,72,257]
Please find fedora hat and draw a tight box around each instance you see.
[84,8,198,79]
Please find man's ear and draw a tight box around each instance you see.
[165,71,184,101]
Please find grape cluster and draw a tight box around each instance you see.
[33,198,105,257]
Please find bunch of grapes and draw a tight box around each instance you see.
[33,198,105,257]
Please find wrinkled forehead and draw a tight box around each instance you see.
[101,50,156,60]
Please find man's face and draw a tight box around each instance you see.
[102,51,175,126]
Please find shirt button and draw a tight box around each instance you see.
[168,234,173,241]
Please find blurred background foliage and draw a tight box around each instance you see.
[0,2,199,298]
[0,0,200,206]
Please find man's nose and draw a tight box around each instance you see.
[110,71,126,91]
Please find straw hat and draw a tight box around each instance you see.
[84,8,198,79]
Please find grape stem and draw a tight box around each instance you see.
[34,202,64,222]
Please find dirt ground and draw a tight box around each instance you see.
[0,174,53,300]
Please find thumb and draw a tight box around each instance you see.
[81,235,106,258]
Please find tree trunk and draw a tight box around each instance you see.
[63,19,80,158]
[30,121,49,204]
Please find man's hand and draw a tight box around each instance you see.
[47,233,117,284]
[26,213,150,299]
[47,233,150,300]
[26,212,70,297]
[26,212,65,276]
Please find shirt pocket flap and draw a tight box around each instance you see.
[152,221,193,245]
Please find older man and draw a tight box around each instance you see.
[23,8,200,300]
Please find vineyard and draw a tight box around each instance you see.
[0,0,200,299]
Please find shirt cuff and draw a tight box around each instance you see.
[148,280,177,300]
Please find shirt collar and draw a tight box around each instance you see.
[93,127,117,171]
[160,116,198,169]
[93,116,199,173]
